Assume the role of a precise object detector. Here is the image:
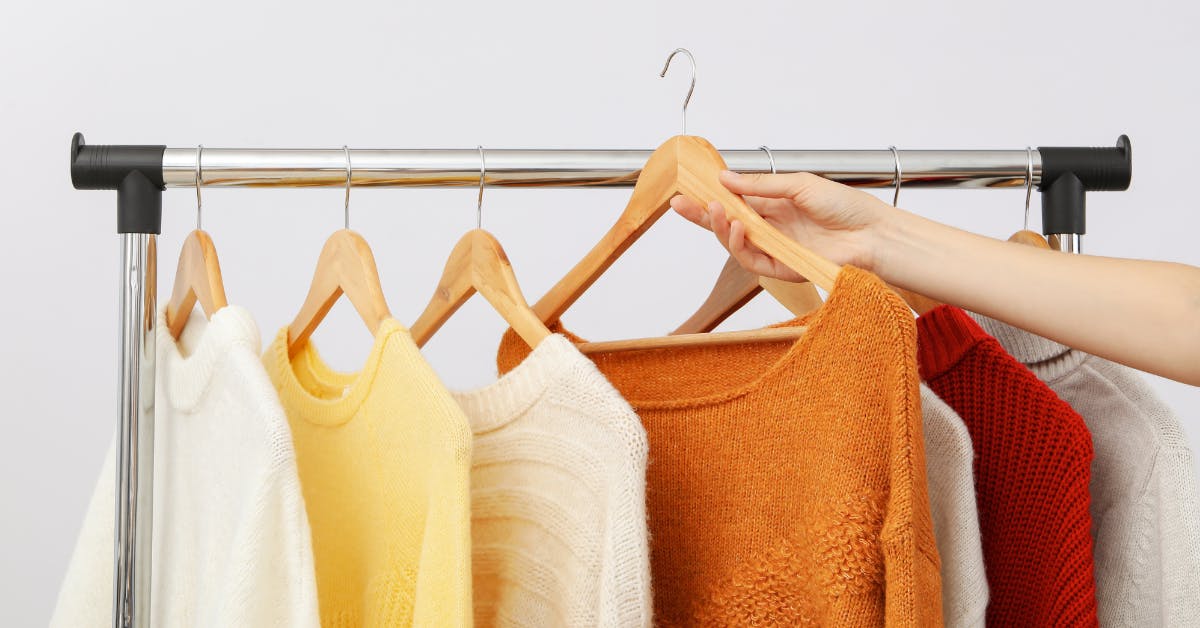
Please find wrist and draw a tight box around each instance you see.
[863,204,915,280]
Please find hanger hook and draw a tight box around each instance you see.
[889,146,902,206]
[194,145,203,231]
[1024,146,1034,231]
[343,146,352,230]
[758,145,777,175]
[477,145,486,230]
[659,48,696,135]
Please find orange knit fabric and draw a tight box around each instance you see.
[498,266,943,627]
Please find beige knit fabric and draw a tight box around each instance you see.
[452,334,652,627]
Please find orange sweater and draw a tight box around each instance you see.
[499,266,942,626]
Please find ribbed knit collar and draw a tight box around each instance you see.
[450,334,577,434]
[265,319,406,427]
[915,305,995,381]
[966,312,1087,383]
[156,305,262,412]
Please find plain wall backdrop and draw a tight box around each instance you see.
[3,0,1198,622]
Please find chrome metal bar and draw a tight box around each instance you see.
[162,148,1041,190]
[1048,233,1082,254]
[114,234,155,628]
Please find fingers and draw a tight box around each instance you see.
[718,170,818,201]
[712,203,775,277]
[670,195,712,230]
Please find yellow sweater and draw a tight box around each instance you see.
[264,320,473,627]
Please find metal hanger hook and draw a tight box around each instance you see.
[1024,146,1034,231]
[343,146,352,230]
[758,145,777,175]
[194,145,203,230]
[889,146,902,206]
[660,48,696,135]
[476,145,486,230]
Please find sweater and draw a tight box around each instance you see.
[452,333,652,627]
[499,266,943,627]
[264,319,473,628]
[916,305,1099,627]
[51,306,320,627]
[970,313,1200,627]
[919,385,988,628]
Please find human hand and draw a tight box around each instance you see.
[670,170,891,281]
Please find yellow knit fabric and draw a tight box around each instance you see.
[264,320,473,628]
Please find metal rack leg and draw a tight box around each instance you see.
[114,233,156,628]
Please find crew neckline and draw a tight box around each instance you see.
[966,312,1087,383]
[450,334,579,434]
[267,319,405,427]
[157,304,262,412]
[560,265,870,410]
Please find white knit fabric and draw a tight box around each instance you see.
[920,384,988,628]
[51,306,319,627]
[971,313,1200,627]
[450,334,652,627]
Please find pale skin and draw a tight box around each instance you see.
[670,170,1200,387]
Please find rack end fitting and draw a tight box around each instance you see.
[1037,135,1132,247]
[72,133,166,234]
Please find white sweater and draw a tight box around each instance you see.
[51,306,319,627]
[920,384,988,628]
[972,313,1200,627]
[450,334,652,627]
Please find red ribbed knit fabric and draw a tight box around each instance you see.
[916,305,1098,628]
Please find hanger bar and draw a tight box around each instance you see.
[157,147,1045,189]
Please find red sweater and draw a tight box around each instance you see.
[916,305,1098,627]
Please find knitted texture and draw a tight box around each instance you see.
[452,334,652,627]
[970,313,1200,627]
[919,385,988,628]
[52,306,320,627]
[917,305,1099,627]
[264,320,472,627]
[499,266,942,627]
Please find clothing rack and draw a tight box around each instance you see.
[68,131,1132,628]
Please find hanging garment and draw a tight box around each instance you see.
[916,305,1099,627]
[452,334,651,627]
[500,266,942,627]
[52,306,320,627]
[969,313,1200,627]
[919,385,988,628]
[264,319,473,627]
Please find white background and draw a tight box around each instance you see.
[2,0,1198,623]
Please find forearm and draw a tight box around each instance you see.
[872,207,1200,385]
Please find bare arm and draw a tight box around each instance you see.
[670,171,1200,386]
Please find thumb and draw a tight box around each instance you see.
[719,170,817,201]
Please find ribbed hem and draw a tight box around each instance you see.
[965,312,1087,382]
[915,305,992,381]
[264,319,405,426]
[157,304,262,411]
[450,334,578,434]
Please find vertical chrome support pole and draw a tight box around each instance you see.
[114,233,155,628]
[1047,234,1082,254]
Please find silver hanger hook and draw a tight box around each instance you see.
[194,145,203,230]
[660,48,696,135]
[1024,146,1034,231]
[476,145,486,229]
[343,146,351,230]
[889,146,902,206]
[758,145,777,174]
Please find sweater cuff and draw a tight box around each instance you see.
[916,305,992,381]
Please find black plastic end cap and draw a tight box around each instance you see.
[1038,134,1132,192]
[70,132,166,191]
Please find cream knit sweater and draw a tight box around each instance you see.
[972,313,1200,627]
[51,306,319,627]
[451,334,652,627]
[920,385,988,628]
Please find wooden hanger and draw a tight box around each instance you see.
[165,230,228,339]
[673,256,824,334]
[1009,229,1052,249]
[410,228,552,349]
[534,135,839,355]
[286,229,392,359]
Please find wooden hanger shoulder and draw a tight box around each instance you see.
[165,229,228,340]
